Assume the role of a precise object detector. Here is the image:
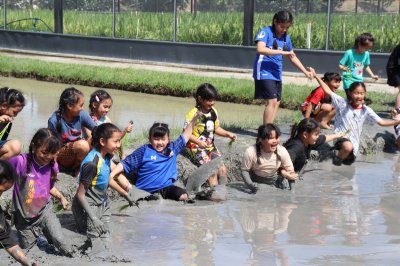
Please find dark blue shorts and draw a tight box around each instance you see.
[254,79,282,100]
[334,138,356,165]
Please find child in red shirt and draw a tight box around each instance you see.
[301,72,341,129]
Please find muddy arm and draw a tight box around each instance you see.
[7,245,36,266]
[50,187,69,209]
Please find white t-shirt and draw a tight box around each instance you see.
[331,93,381,155]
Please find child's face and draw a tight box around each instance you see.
[327,79,341,92]
[101,131,121,155]
[274,21,292,37]
[358,41,373,53]
[0,180,13,194]
[1,101,24,118]
[67,96,84,117]
[34,145,59,166]
[149,134,169,153]
[94,99,112,118]
[198,97,215,113]
[260,130,279,153]
[303,128,320,146]
[349,86,366,107]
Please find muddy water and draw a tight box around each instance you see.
[1,76,400,265]
[0,76,277,146]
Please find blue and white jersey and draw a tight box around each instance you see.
[121,135,186,193]
[253,25,293,81]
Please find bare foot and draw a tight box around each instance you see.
[320,123,332,129]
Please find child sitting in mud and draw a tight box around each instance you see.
[301,72,341,129]
[184,83,237,191]
[0,160,37,266]
[109,112,202,202]
[72,123,136,239]
[87,90,133,159]
[311,68,400,166]
[241,124,297,193]
[9,128,73,257]
[0,87,25,160]
[48,87,96,175]
[284,118,343,173]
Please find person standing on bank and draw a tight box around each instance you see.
[253,10,312,124]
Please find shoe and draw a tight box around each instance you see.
[332,156,342,166]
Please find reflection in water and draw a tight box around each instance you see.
[237,200,296,266]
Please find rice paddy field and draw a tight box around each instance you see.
[0,9,399,52]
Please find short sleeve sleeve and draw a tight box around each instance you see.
[339,50,350,66]
[278,146,294,171]
[79,162,98,187]
[80,111,96,131]
[365,106,382,125]
[170,135,186,155]
[364,52,371,66]
[241,146,255,171]
[121,145,146,174]
[254,27,271,44]
[331,93,347,110]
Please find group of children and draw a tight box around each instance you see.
[0,11,399,265]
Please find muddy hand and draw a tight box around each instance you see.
[125,120,134,133]
[61,197,70,210]
[92,217,107,235]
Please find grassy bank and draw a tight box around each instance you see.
[0,54,395,112]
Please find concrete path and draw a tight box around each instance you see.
[1,48,396,94]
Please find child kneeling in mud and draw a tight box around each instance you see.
[9,128,73,256]
[241,124,297,193]
[72,123,136,239]
[110,112,202,202]
[0,160,37,266]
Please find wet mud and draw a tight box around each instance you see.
[1,122,400,265]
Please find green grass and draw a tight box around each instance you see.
[0,54,395,114]
[0,9,398,52]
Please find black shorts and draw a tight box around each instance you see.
[158,185,187,201]
[333,138,356,165]
[387,68,400,87]
[254,79,282,100]
[0,211,18,249]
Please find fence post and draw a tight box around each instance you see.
[243,0,254,46]
[2,0,6,30]
[173,0,177,42]
[54,0,63,34]
[325,0,331,50]
[112,0,115,38]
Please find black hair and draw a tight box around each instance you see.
[271,10,293,51]
[354,32,374,49]
[194,83,218,108]
[346,81,366,103]
[149,122,170,139]
[24,128,62,188]
[56,87,84,132]
[285,118,320,143]
[89,89,112,115]
[91,123,121,152]
[256,124,281,164]
[322,72,341,82]
[0,87,25,107]
[0,160,17,185]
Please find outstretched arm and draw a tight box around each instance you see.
[310,68,333,96]
[6,245,36,266]
[214,126,237,141]
[378,119,400,127]
[288,54,312,79]
[365,66,379,80]
[325,132,345,142]
[182,111,202,143]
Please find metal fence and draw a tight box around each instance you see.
[1,0,399,52]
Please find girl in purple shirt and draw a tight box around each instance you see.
[10,128,73,256]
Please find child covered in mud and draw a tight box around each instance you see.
[241,124,297,193]
[0,87,25,160]
[72,123,136,238]
[9,128,73,256]
[48,87,96,175]
[0,160,37,266]
[311,68,400,166]
[284,118,343,173]
[184,83,237,188]
[301,72,341,129]
[339,32,378,91]
[110,112,202,202]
